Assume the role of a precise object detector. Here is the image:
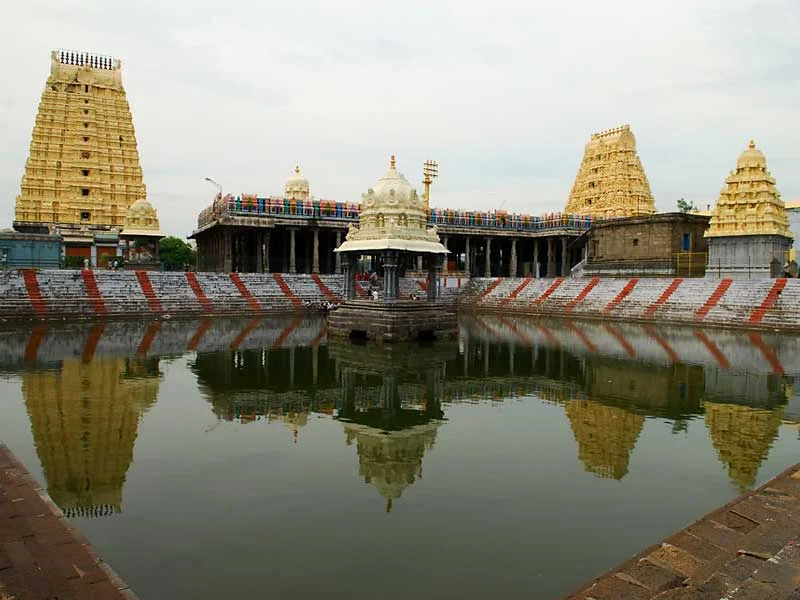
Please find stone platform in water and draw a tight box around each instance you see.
[564,463,800,600]
[327,300,457,342]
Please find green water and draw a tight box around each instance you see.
[0,316,798,599]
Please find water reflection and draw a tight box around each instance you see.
[3,315,799,517]
[21,356,159,517]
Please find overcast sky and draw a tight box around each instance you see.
[2,0,798,237]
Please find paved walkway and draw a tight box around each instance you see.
[565,463,800,599]
[0,443,136,600]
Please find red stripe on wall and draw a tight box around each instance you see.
[694,279,732,321]
[311,274,339,301]
[186,272,213,313]
[533,277,564,305]
[644,278,683,318]
[604,278,639,313]
[231,273,263,310]
[22,269,47,316]
[271,273,302,309]
[748,278,787,324]
[565,278,600,313]
[478,277,504,301]
[498,277,533,307]
[81,270,106,315]
[135,271,163,312]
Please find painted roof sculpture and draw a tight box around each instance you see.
[706,140,791,238]
[335,155,448,255]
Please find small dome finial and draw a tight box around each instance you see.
[749,139,756,149]
[390,155,396,169]
[295,165,300,174]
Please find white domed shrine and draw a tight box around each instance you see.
[328,155,456,343]
[120,198,164,267]
[285,166,310,200]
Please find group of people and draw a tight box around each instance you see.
[303,299,340,313]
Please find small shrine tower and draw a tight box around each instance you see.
[705,140,792,278]
[565,125,656,218]
[329,155,455,342]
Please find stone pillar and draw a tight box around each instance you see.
[312,344,318,386]
[256,230,264,273]
[289,346,295,388]
[223,228,233,273]
[509,342,515,377]
[263,231,271,273]
[510,238,517,277]
[383,250,399,300]
[342,256,356,300]
[484,237,491,277]
[417,256,423,272]
[289,228,297,274]
[427,256,441,301]
[335,231,342,273]
[533,240,540,278]
[561,237,568,276]
[442,236,449,275]
[312,228,320,274]
[546,238,555,278]
[464,237,471,275]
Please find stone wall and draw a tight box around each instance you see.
[462,276,800,331]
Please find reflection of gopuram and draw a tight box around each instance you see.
[565,399,645,480]
[704,402,784,492]
[23,357,159,516]
[332,341,452,511]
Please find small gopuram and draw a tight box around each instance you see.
[14,50,149,265]
[565,125,656,219]
[119,198,164,269]
[705,140,792,278]
[329,156,456,342]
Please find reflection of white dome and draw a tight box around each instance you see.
[285,166,310,200]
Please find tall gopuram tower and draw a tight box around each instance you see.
[565,125,656,219]
[705,140,792,278]
[14,50,151,265]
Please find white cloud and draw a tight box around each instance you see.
[1,0,798,237]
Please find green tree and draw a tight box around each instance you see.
[159,236,196,271]
[677,197,696,213]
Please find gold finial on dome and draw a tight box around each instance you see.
[390,155,396,169]
[749,139,756,149]
[295,165,300,174]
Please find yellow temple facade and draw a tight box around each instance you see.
[565,125,656,219]
[14,50,155,263]
[706,141,791,238]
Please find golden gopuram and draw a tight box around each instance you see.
[565,125,656,219]
[14,49,156,265]
[705,140,792,278]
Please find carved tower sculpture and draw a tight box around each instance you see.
[14,50,150,262]
[705,140,792,278]
[565,125,656,218]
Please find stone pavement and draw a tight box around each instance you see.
[0,443,137,600]
[565,463,800,599]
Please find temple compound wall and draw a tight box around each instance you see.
[3,270,800,332]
